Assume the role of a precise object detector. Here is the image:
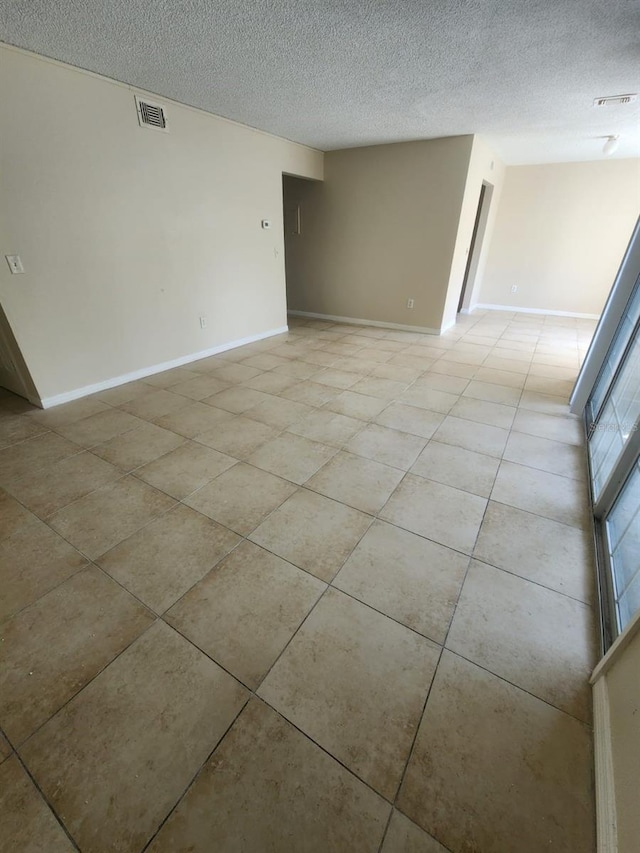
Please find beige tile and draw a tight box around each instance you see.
[4,451,121,517]
[449,396,516,429]
[447,561,596,721]
[287,409,363,446]
[55,408,144,448]
[345,423,427,470]
[196,414,278,458]
[259,588,439,799]
[169,374,230,401]
[0,414,47,449]
[240,352,291,370]
[91,421,185,471]
[433,414,509,458]
[382,811,449,853]
[492,460,589,529]
[48,476,175,559]
[141,366,203,388]
[414,373,470,394]
[306,451,404,514]
[380,473,487,554]
[26,396,111,429]
[504,430,587,480]
[0,755,76,852]
[513,408,584,446]
[98,504,240,613]
[0,432,81,483]
[398,386,459,414]
[375,402,444,439]
[248,433,337,485]
[411,440,499,497]
[462,379,522,406]
[525,374,574,398]
[250,489,371,581]
[245,395,313,429]
[135,441,236,499]
[280,379,340,406]
[370,362,424,383]
[272,360,320,380]
[120,389,191,420]
[167,541,324,688]
[429,359,478,379]
[0,520,88,620]
[202,386,272,413]
[21,622,247,853]
[351,376,409,399]
[153,401,232,437]
[242,371,299,394]
[324,390,388,420]
[0,567,152,743]
[184,462,296,536]
[0,731,11,762]
[483,354,529,374]
[519,389,574,417]
[475,366,527,388]
[96,379,154,405]
[211,363,263,384]
[474,501,595,603]
[397,651,595,853]
[0,488,36,540]
[334,519,468,643]
[147,699,389,853]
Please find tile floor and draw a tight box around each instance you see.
[0,309,599,852]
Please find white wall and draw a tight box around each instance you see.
[0,45,323,403]
[479,160,640,316]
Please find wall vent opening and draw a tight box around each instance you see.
[593,94,637,107]
[135,95,169,131]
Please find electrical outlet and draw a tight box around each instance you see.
[199,316,207,329]
[5,255,24,274]
[511,285,518,293]
[261,219,271,230]
[407,298,415,309]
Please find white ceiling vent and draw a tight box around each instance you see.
[593,94,637,107]
[135,95,169,131]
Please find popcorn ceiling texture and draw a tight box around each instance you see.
[1,0,639,163]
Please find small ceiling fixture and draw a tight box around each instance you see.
[602,135,620,156]
[594,94,637,107]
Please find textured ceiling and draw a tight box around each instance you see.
[2,0,640,163]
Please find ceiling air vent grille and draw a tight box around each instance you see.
[135,95,169,131]
[593,94,637,107]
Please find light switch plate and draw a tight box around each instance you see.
[5,255,25,274]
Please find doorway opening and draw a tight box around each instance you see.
[282,174,319,318]
[458,180,494,313]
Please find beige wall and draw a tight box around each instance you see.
[479,160,640,316]
[0,46,323,403]
[284,136,477,332]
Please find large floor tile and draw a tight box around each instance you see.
[0,520,88,620]
[414,373,470,394]
[152,401,233,437]
[184,462,296,535]
[4,451,121,517]
[474,501,595,603]
[492,460,590,529]
[0,488,35,540]
[449,395,516,429]
[345,423,427,470]
[446,561,596,721]
[202,386,272,414]
[245,395,314,430]
[259,588,439,799]
[55,408,143,448]
[382,810,448,853]
[504,429,587,480]
[90,421,185,471]
[411,440,499,497]
[0,413,46,449]
[21,621,247,853]
[0,566,153,743]
[195,414,279,458]
[167,541,325,688]
[512,407,584,446]
[250,489,371,581]
[397,651,595,853]
[280,378,341,406]
[147,699,390,853]
[134,440,236,499]
[380,474,487,554]
[462,379,522,406]
[248,432,337,484]
[287,408,363,446]
[242,371,298,394]
[0,432,81,484]
[351,376,409,399]
[432,415,509,458]
[168,374,231,401]
[398,386,459,414]
[98,504,240,613]
[0,755,76,852]
[375,402,444,439]
[324,390,388,420]
[334,519,468,643]
[119,388,191,420]
[306,451,404,514]
[48,475,175,559]
[25,396,110,429]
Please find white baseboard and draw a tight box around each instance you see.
[475,303,600,320]
[592,678,618,853]
[288,310,442,335]
[39,325,288,409]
